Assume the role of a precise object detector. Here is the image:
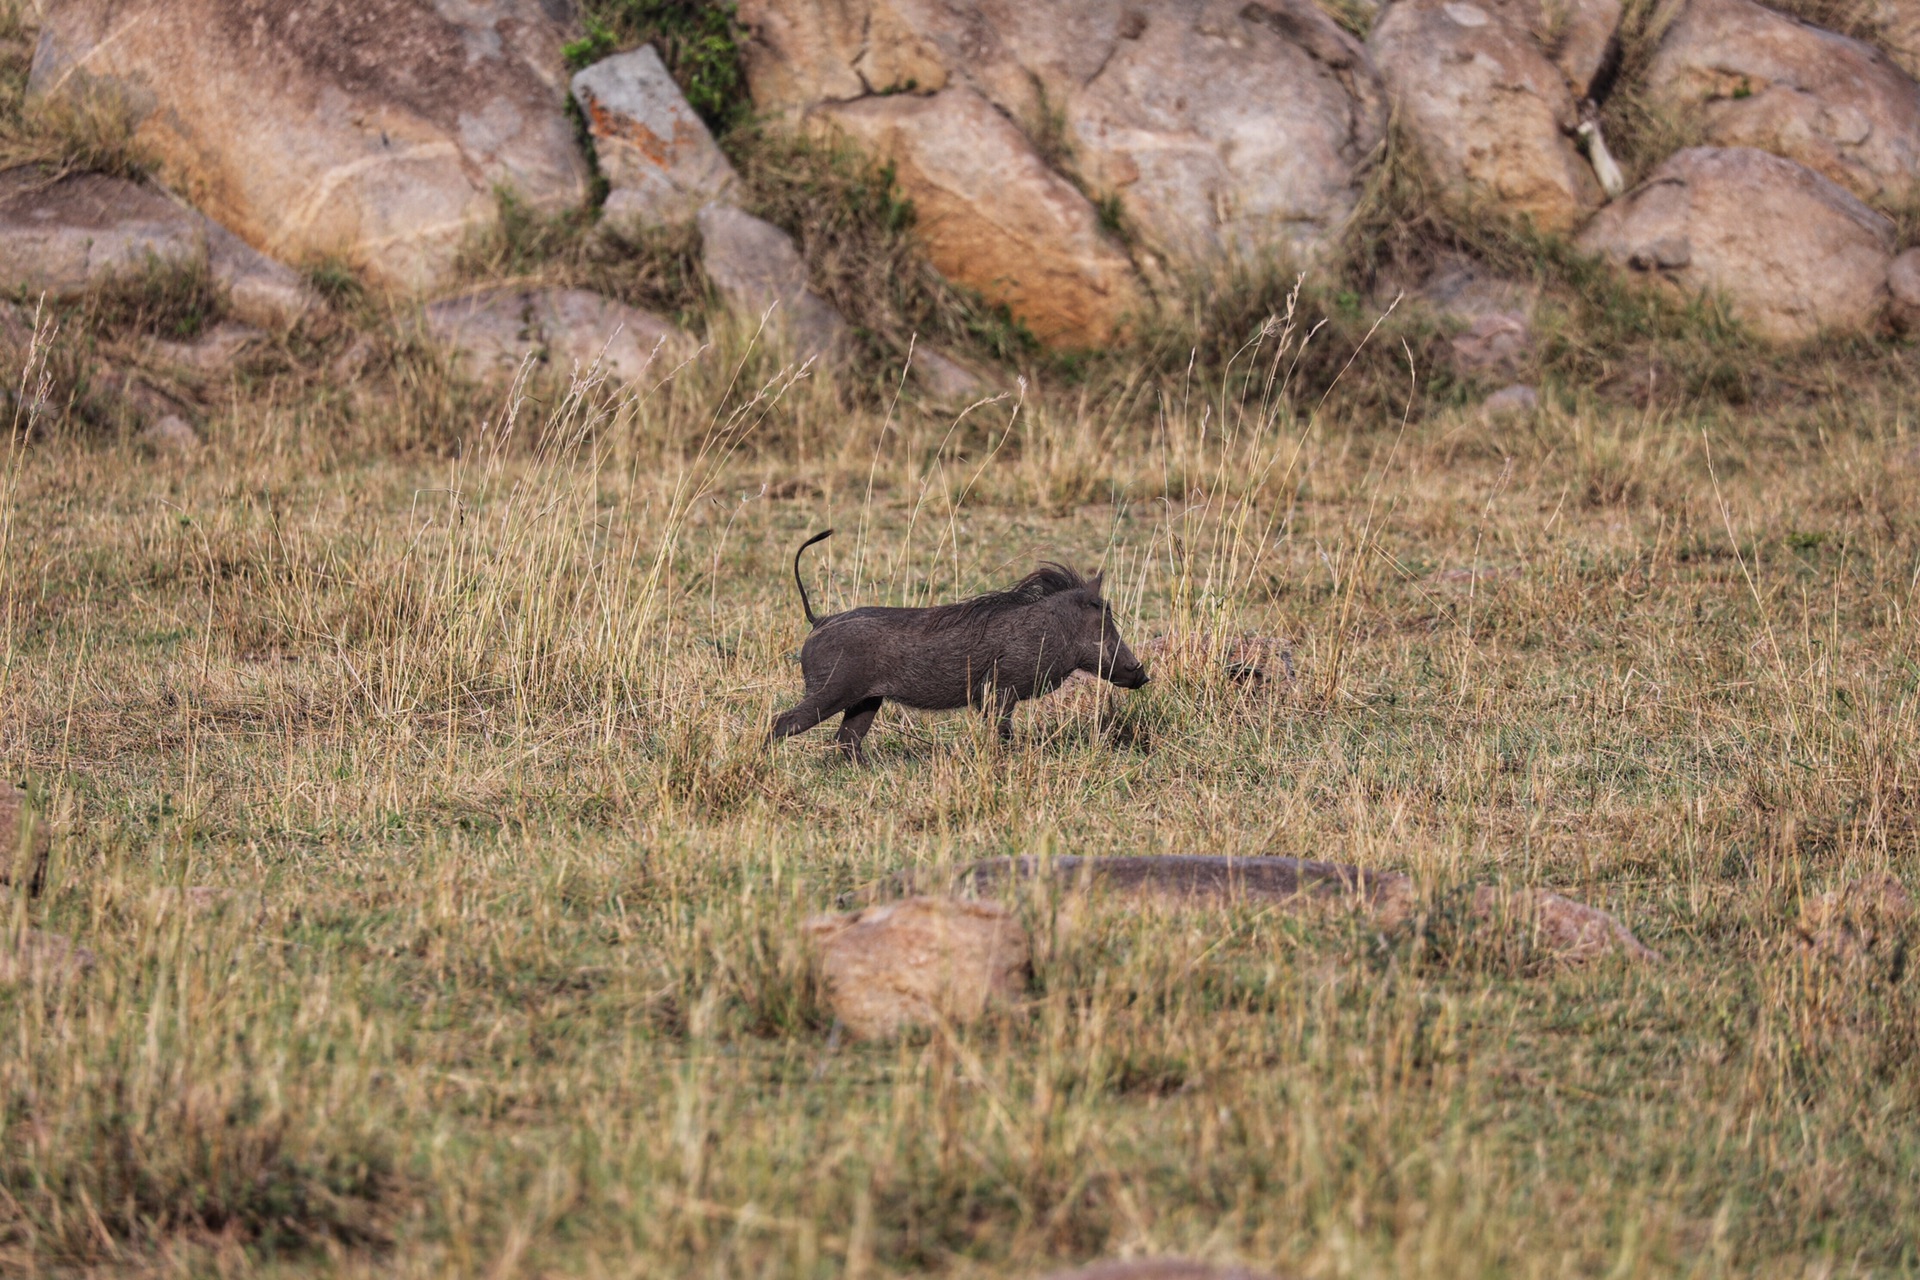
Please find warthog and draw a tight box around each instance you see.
[770,530,1149,763]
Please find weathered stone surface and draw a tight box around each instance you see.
[0,170,315,328]
[1370,0,1603,232]
[0,168,200,289]
[1889,246,1920,331]
[821,88,1145,347]
[803,895,1029,1038]
[1048,0,1384,268]
[572,46,738,228]
[426,285,687,385]
[30,0,589,292]
[1478,0,1624,94]
[0,786,48,896]
[1877,0,1920,79]
[1646,0,1920,206]
[0,929,93,985]
[1452,312,1533,377]
[733,1,1382,295]
[1039,1263,1281,1280]
[697,202,847,359]
[150,320,262,372]
[1577,147,1894,342]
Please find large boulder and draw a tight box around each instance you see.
[738,0,1386,341]
[1645,0,1920,207]
[29,0,589,292]
[1370,0,1604,232]
[425,285,687,385]
[819,88,1146,346]
[0,169,315,328]
[571,46,739,228]
[1475,0,1623,95]
[803,895,1030,1039]
[696,202,847,360]
[1577,146,1895,342]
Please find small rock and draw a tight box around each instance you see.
[149,319,262,372]
[803,895,1029,1039]
[426,285,687,385]
[0,929,93,984]
[199,215,316,330]
[0,786,49,896]
[1480,383,1539,418]
[697,202,846,361]
[1040,1264,1281,1280]
[141,413,203,456]
[913,345,990,401]
[1577,147,1894,342]
[1888,247,1920,333]
[1451,312,1533,378]
[573,46,739,228]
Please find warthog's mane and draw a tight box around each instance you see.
[934,563,1098,627]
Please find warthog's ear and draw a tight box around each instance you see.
[1090,569,1105,593]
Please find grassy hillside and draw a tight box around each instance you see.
[4,302,1919,1275]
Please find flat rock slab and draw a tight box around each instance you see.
[573,46,738,227]
[804,895,1029,1039]
[1577,146,1894,343]
[31,0,587,292]
[425,285,687,385]
[0,169,315,328]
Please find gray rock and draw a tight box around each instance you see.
[140,413,203,456]
[1481,383,1540,418]
[912,344,990,401]
[697,202,846,360]
[426,285,688,385]
[0,168,202,293]
[0,169,315,329]
[1646,0,1920,207]
[573,46,739,228]
[1577,147,1894,343]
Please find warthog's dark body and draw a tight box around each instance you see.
[771,530,1149,762]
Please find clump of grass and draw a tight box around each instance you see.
[81,253,226,341]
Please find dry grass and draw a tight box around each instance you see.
[4,283,1920,1277]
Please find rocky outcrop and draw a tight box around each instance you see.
[739,0,1385,342]
[572,46,739,228]
[1370,0,1604,232]
[696,202,846,359]
[803,895,1030,1038]
[0,170,315,328]
[820,88,1145,346]
[1577,146,1895,341]
[1645,0,1920,206]
[425,285,687,385]
[29,0,588,292]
